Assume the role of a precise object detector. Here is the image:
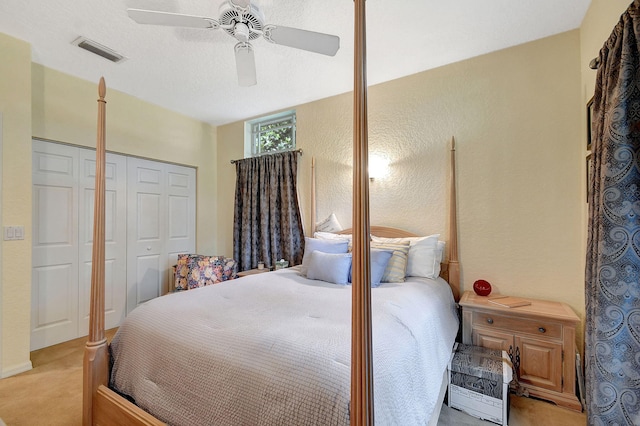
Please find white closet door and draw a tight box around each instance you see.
[126,158,164,313]
[31,141,197,347]
[165,165,196,286]
[126,158,196,313]
[31,141,79,350]
[78,150,127,334]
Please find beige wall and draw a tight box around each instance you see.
[0,38,218,376]
[0,33,33,377]
[219,31,587,344]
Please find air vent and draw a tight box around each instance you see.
[72,37,126,63]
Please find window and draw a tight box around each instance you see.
[246,110,296,157]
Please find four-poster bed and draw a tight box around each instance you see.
[82,1,461,424]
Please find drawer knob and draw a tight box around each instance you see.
[486,318,494,324]
[538,327,546,333]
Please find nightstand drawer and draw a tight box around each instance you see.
[472,311,562,339]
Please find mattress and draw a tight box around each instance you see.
[110,267,459,425]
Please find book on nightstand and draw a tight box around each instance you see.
[488,295,531,308]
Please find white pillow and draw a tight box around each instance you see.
[300,237,349,276]
[370,234,441,279]
[315,213,343,233]
[314,231,352,242]
[306,251,352,285]
[437,241,446,264]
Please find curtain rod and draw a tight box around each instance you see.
[230,149,303,164]
[589,57,600,69]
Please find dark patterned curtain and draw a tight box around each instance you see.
[585,2,640,424]
[233,151,304,272]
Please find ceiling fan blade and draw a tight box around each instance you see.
[235,43,257,86]
[127,9,218,29]
[264,25,340,56]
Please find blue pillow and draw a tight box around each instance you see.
[300,237,349,276]
[349,249,394,287]
[306,251,353,285]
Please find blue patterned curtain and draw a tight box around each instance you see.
[233,151,305,272]
[585,2,640,424]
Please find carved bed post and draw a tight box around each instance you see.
[448,137,460,301]
[83,77,108,426]
[311,157,316,236]
[351,0,374,424]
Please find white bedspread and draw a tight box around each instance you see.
[110,267,458,425]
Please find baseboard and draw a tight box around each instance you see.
[1,360,33,378]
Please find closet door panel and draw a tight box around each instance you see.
[31,141,79,350]
[165,165,197,291]
[78,151,127,334]
[127,158,165,313]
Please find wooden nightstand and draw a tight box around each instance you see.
[459,291,582,411]
[237,268,271,277]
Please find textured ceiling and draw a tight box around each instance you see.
[0,0,591,126]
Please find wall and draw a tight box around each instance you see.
[218,31,587,344]
[0,33,33,377]
[0,37,218,376]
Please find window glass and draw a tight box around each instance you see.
[249,111,296,156]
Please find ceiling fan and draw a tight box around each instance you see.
[127,0,340,86]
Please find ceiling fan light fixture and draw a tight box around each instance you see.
[72,36,126,63]
[235,42,257,86]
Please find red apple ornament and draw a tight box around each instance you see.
[473,279,492,296]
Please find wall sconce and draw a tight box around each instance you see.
[369,154,389,180]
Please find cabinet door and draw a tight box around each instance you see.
[516,335,562,392]
[472,327,513,352]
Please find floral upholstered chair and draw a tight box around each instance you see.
[174,254,238,291]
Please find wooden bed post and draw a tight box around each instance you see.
[351,0,374,424]
[310,157,316,236]
[83,77,109,426]
[448,137,460,301]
